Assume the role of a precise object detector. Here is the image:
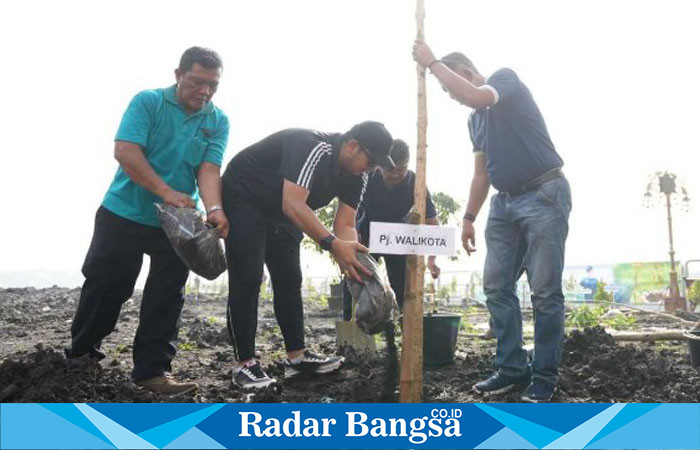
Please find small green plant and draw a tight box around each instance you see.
[461,319,479,334]
[306,293,328,308]
[261,325,282,343]
[206,316,221,325]
[563,273,579,293]
[602,313,637,330]
[114,343,129,354]
[300,200,343,277]
[178,341,197,351]
[437,285,451,300]
[566,305,607,328]
[432,192,464,262]
[593,281,611,302]
[259,281,273,302]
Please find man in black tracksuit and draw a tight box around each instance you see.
[221,121,394,389]
[342,139,441,321]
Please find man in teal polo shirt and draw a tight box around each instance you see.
[66,47,230,396]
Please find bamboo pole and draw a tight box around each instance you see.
[399,0,427,403]
[610,330,687,342]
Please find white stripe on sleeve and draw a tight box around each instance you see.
[298,143,331,189]
[296,142,330,188]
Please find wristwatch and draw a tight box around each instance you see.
[463,211,476,222]
[319,234,336,252]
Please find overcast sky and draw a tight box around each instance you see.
[1,0,699,284]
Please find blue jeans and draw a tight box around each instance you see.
[484,176,571,384]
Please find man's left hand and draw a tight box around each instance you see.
[207,210,229,239]
[412,40,436,68]
[427,256,440,279]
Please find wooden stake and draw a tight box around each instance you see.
[399,0,427,404]
[611,330,688,342]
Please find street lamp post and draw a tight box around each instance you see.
[644,171,691,312]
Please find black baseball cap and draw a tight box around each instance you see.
[347,121,395,169]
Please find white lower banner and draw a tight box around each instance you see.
[368,222,456,256]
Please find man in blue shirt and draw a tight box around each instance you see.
[414,42,571,402]
[580,266,599,301]
[66,47,230,396]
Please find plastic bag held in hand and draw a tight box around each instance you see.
[346,252,400,335]
[155,203,227,280]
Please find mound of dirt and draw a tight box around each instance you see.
[0,345,161,402]
[559,326,700,402]
[186,318,230,348]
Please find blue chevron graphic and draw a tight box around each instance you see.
[163,426,226,449]
[585,403,660,446]
[489,403,612,434]
[1,404,114,449]
[75,404,157,449]
[41,403,114,446]
[544,403,625,449]
[475,426,538,449]
[138,404,225,448]
[475,404,563,448]
[586,404,700,449]
[88,403,213,435]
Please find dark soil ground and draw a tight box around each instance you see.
[1,287,698,403]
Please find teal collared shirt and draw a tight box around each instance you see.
[102,85,229,226]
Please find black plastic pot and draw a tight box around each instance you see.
[423,313,462,366]
[685,331,700,367]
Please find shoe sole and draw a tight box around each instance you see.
[316,358,344,374]
[285,358,345,379]
[521,388,556,404]
[472,383,516,397]
[233,378,277,390]
[139,384,199,397]
[169,385,199,397]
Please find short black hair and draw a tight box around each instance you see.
[441,52,477,73]
[390,139,410,164]
[179,46,223,73]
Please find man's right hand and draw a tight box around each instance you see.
[330,239,372,283]
[462,219,477,255]
[162,189,195,208]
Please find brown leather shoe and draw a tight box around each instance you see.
[136,375,198,396]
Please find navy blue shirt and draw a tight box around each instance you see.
[469,68,563,193]
[356,170,437,245]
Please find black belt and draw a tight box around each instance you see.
[505,168,564,196]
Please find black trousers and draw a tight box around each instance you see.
[68,207,189,382]
[222,183,306,362]
[342,253,406,321]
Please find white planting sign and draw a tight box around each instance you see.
[369,222,456,256]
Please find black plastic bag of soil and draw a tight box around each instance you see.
[155,203,227,280]
[346,252,399,335]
